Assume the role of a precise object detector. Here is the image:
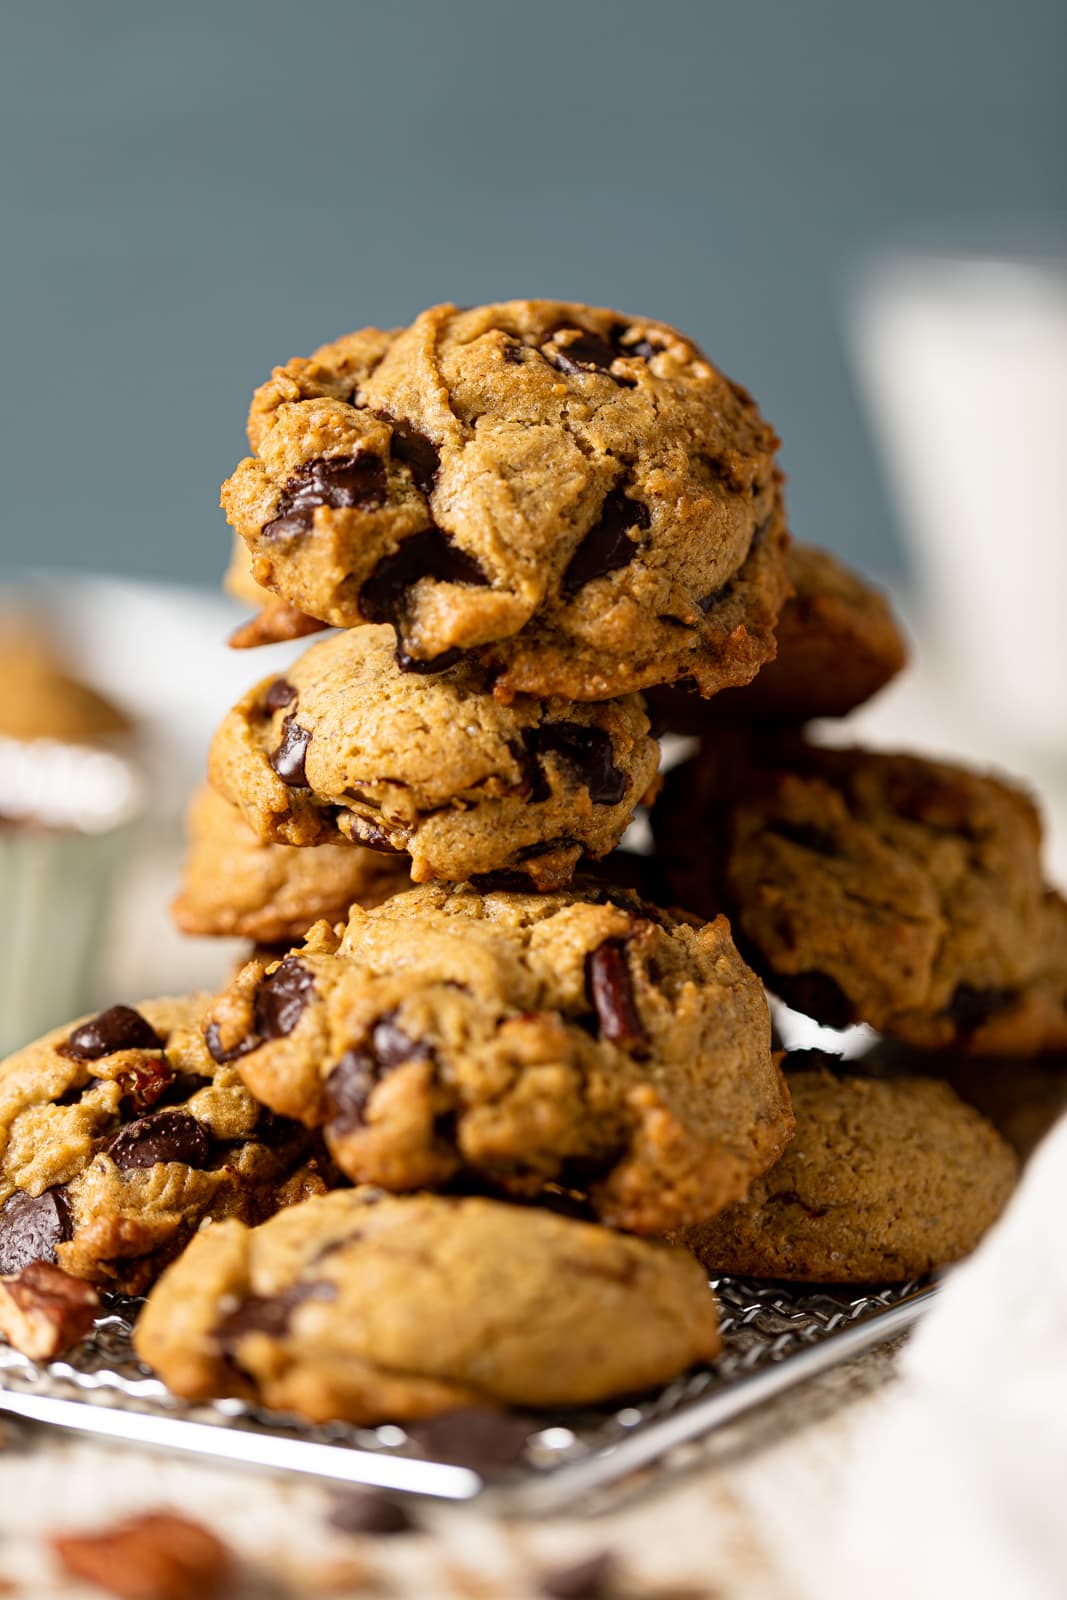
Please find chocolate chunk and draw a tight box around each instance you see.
[324,1014,426,1129]
[255,957,316,1040]
[503,341,527,364]
[203,1022,258,1065]
[773,970,857,1031]
[769,820,840,858]
[516,835,579,862]
[215,1279,336,1349]
[61,1006,164,1062]
[0,1189,73,1275]
[547,331,619,375]
[540,1551,617,1599]
[697,580,732,614]
[263,453,387,539]
[408,1407,533,1472]
[262,678,297,712]
[360,527,489,629]
[395,645,463,675]
[562,490,650,595]
[619,334,659,360]
[107,1110,212,1170]
[253,1108,306,1147]
[585,941,647,1047]
[946,984,1014,1031]
[386,418,440,496]
[328,1487,415,1537]
[531,724,628,806]
[349,818,407,854]
[269,714,312,787]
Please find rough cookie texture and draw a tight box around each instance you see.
[0,995,325,1292]
[201,882,793,1234]
[223,533,329,651]
[647,542,907,732]
[173,786,411,943]
[135,1189,722,1421]
[654,737,1067,1053]
[677,1055,1018,1281]
[221,300,789,700]
[207,627,660,889]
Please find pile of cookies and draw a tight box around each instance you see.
[1,299,1061,1428]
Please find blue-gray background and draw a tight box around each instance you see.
[1,0,1063,587]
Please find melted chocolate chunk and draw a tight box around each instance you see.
[329,1488,415,1537]
[253,1108,306,1147]
[0,1189,73,1275]
[529,724,628,806]
[549,330,619,374]
[585,941,647,1047]
[620,335,659,360]
[269,714,312,787]
[107,1110,212,1170]
[263,453,387,540]
[697,580,732,614]
[503,341,527,364]
[516,835,579,862]
[539,1551,617,1600]
[349,818,407,855]
[561,490,650,595]
[262,678,297,712]
[360,527,489,629]
[254,958,316,1041]
[203,1023,258,1065]
[386,418,440,496]
[158,1070,213,1105]
[215,1279,336,1350]
[324,1014,426,1129]
[395,646,463,675]
[773,970,857,1032]
[60,1006,164,1062]
[946,984,1014,1031]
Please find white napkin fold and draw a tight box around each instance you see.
[787,1110,1067,1600]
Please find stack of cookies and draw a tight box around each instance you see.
[0,300,1059,1429]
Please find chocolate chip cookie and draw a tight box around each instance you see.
[0,995,325,1292]
[655,736,1067,1053]
[646,542,908,732]
[207,626,660,889]
[135,1188,722,1421]
[201,881,793,1234]
[676,1054,1018,1281]
[221,300,790,700]
[172,786,411,944]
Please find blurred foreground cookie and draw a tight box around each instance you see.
[655,738,1067,1053]
[647,542,907,731]
[677,1055,1018,1281]
[135,1189,722,1421]
[0,996,325,1293]
[209,627,659,889]
[222,300,789,700]
[202,882,793,1234]
[173,786,411,943]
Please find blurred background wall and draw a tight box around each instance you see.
[1,0,1064,588]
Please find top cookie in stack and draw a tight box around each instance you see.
[221,300,790,701]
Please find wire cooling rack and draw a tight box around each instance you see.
[0,1275,936,1513]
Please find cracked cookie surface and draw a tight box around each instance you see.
[221,300,789,700]
[208,626,659,889]
[135,1188,722,1421]
[201,881,793,1235]
[654,737,1067,1052]
[676,1054,1018,1280]
[647,542,908,732]
[0,995,325,1292]
[173,786,411,944]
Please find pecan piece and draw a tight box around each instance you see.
[0,1261,98,1359]
[51,1510,233,1600]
